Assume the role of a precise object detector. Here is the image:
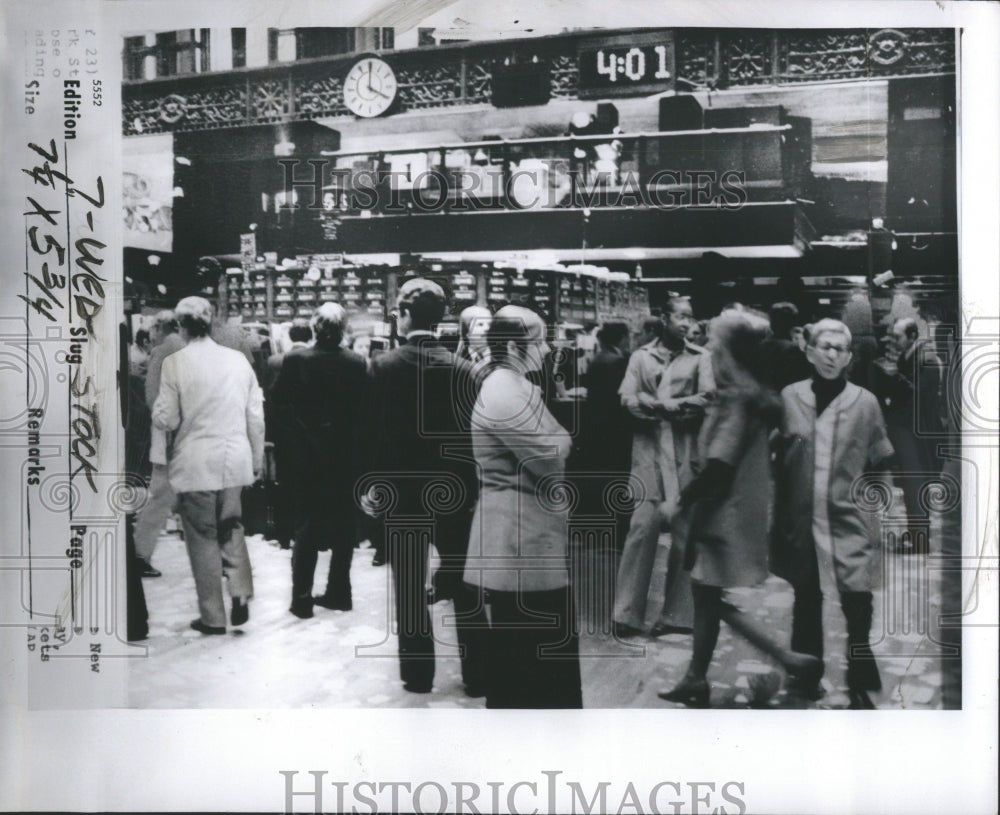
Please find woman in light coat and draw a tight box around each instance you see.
[659,309,821,707]
[463,305,582,708]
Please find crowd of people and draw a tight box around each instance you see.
[124,281,956,710]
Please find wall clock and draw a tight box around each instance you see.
[343,56,398,118]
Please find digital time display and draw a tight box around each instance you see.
[578,33,675,97]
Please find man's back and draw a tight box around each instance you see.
[274,345,366,431]
[155,338,264,492]
[369,338,476,486]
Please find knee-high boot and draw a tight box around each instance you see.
[658,583,721,707]
[720,600,822,684]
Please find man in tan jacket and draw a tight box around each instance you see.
[153,297,265,635]
[612,297,714,639]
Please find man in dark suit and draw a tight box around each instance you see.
[577,322,634,552]
[271,304,368,618]
[264,318,313,395]
[871,317,944,553]
[366,278,487,696]
[264,318,313,550]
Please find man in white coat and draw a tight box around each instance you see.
[153,296,265,635]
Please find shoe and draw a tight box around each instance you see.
[314,595,352,611]
[658,675,710,707]
[190,619,226,635]
[848,689,876,710]
[786,676,826,701]
[648,622,693,638]
[403,682,432,694]
[289,598,314,619]
[784,652,823,687]
[231,597,249,626]
[464,684,486,699]
[139,560,162,578]
[612,621,643,639]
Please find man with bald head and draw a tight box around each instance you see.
[456,305,492,366]
[271,303,368,618]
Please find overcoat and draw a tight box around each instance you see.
[269,343,368,527]
[773,380,894,592]
[619,340,713,505]
[463,368,573,593]
[688,389,772,588]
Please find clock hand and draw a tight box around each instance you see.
[365,84,390,100]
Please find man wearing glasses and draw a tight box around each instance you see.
[774,318,895,707]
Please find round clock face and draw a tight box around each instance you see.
[343,57,397,118]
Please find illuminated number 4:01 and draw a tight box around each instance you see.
[596,45,671,82]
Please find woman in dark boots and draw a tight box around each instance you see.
[658,309,822,707]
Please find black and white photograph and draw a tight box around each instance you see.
[1,1,997,813]
[119,13,962,712]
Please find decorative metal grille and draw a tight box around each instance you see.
[121,28,955,136]
[396,63,464,109]
[296,74,349,118]
[723,31,773,86]
[676,30,715,88]
[251,79,293,121]
[549,53,579,98]
[465,58,493,104]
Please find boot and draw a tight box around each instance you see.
[722,603,823,685]
[289,596,314,619]
[658,669,710,707]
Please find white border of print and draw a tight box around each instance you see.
[1,1,996,813]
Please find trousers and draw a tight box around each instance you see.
[484,587,582,709]
[388,511,487,693]
[125,513,149,641]
[791,550,881,692]
[176,487,254,629]
[133,463,176,561]
[613,501,693,630]
[291,515,354,603]
[887,424,939,536]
